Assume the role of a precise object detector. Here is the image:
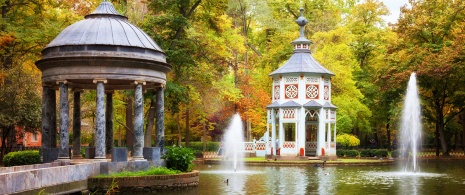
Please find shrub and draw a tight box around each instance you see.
[360,149,376,157]
[3,150,41,167]
[336,134,360,148]
[375,149,388,157]
[180,142,220,152]
[345,150,359,157]
[336,150,345,157]
[95,166,180,178]
[162,146,195,172]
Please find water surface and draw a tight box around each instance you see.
[184,160,465,195]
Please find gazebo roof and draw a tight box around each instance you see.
[303,100,322,108]
[46,1,163,52]
[280,100,301,108]
[323,102,338,109]
[35,0,171,90]
[269,8,334,77]
[266,101,281,109]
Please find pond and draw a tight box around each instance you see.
[163,160,465,195]
[121,160,465,195]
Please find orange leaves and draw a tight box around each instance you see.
[0,33,15,50]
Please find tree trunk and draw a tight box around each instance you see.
[185,108,190,147]
[177,113,182,145]
[461,112,465,151]
[144,96,156,147]
[202,121,207,152]
[386,118,391,151]
[125,96,134,148]
[438,115,449,156]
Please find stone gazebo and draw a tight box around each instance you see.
[35,0,171,162]
[266,8,337,158]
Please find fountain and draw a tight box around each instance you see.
[399,72,422,172]
[222,113,245,171]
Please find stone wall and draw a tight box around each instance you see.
[0,162,100,194]
[88,170,199,194]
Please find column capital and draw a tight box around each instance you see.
[134,80,146,85]
[93,79,108,84]
[105,90,115,94]
[56,80,68,85]
[72,88,84,93]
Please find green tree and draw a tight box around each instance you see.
[394,0,465,155]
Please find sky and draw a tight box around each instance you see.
[381,0,410,24]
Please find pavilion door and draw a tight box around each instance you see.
[305,123,318,156]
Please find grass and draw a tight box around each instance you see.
[94,166,181,178]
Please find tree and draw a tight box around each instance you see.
[394,0,465,156]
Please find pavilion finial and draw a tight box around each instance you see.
[295,7,308,38]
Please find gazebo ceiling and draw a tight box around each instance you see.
[35,0,171,90]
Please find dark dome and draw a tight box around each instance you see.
[36,0,171,90]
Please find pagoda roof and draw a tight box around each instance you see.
[303,100,322,108]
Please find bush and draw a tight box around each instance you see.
[336,150,345,157]
[95,166,180,178]
[375,149,388,157]
[336,149,359,157]
[345,150,359,157]
[162,146,195,172]
[3,150,41,167]
[336,134,360,148]
[180,142,220,152]
[360,149,376,157]
[360,149,388,157]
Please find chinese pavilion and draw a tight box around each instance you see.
[266,8,337,158]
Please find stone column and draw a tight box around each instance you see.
[50,88,57,148]
[94,79,107,160]
[106,91,114,155]
[41,86,53,149]
[132,81,145,161]
[156,85,165,153]
[58,81,69,160]
[72,90,82,158]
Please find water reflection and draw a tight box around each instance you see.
[193,161,465,195]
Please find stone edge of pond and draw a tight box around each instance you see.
[87,170,199,194]
[202,159,395,166]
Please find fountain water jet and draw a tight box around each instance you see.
[400,72,422,172]
[223,113,245,172]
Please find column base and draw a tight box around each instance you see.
[72,155,83,159]
[131,156,147,161]
[56,158,71,166]
[93,157,108,162]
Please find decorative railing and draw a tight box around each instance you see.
[305,142,317,150]
[282,142,296,149]
[256,142,266,150]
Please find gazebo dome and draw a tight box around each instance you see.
[36,0,170,90]
[269,8,333,77]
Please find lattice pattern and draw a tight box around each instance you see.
[274,85,280,100]
[285,85,298,99]
[282,109,296,119]
[324,85,329,100]
[306,77,319,83]
[306,85,319,99]
[305,142,317,149]
[244,143,254,151]
[285,77,298,83]
[256,143,266,150]
[283,142,296,149]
